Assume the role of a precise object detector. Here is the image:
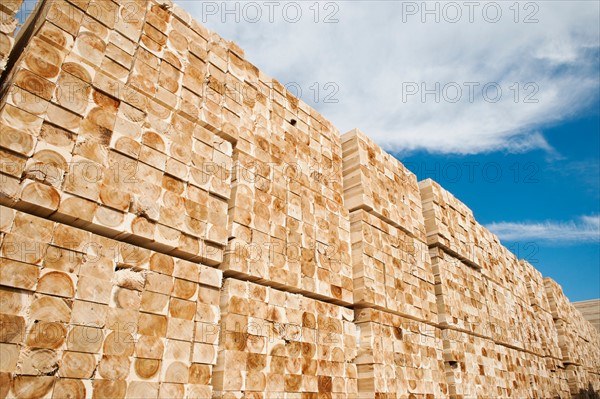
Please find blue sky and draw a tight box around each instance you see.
[186,1,599,301]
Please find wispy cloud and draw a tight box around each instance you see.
[548,160,600,196]
[487,215,600,243]
[183,1,599,155]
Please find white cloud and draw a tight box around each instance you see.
[182,1,599,155]
[486,215,600,243]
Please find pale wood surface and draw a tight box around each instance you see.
[573,299,600,333]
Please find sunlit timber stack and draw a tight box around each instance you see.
[0,0,598,398]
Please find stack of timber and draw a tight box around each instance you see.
[418,178,586,398]
[573,299,600,333]
[544,277,600,394]
[0,205,222,398]
[200,7,354,305]
[544,278,588,365]
[493,344,568,399]
[341,128,436,325]
[419,178,485,268]
[419,179,545,346]
[521,260,562,360]
[349,210,437,322]
[564,365,600,397]
[224,126,353,304]
[354,308,448,398]
[525,354,571,399]
[0,0,234,265]
[440,329,498,399]
[429,247,489,336]
[341,129,426,242]
[419,178,531,299]
[0,0,23,72]
[214,278,357,398]
[484,276,532,350]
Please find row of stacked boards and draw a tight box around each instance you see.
[0,0,598,398]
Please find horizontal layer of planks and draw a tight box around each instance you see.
[0,205,222,399]
[350,210,437,323]
[354,308,448,398]
[341,129,426,242]
[214,278,357,398]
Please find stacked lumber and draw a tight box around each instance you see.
[484,273,554,355]
[196,13,354,305]
[0,0,599,397]
[526,355,571,399]
[418,177,566,399]
[440,329,499,399]
[521,260,562,359]
[429,247,489,336]
[544,277,600,390]
[419,178,531,302]
[484,277,533,350]
[545,278,586,365]
[544,277,574,322]
[419,178,484,267]
[564,365,600,397]
[554,363,575,399]
[341,129,426,242]
[354,308,448,398]
[493,345,532,398]
[582,323,600,375]
[0,0,234,266]
[0,206,222,398]
[349,210,437,322]
[419,180,540,348]
[214,278,357,398]
[0,0,23,72]
[493,344,571,399]
[522,260,553,311]
[224,136,353,304]
[340,128,437,318]
[573,299,600,333]
[571,306,600,375]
